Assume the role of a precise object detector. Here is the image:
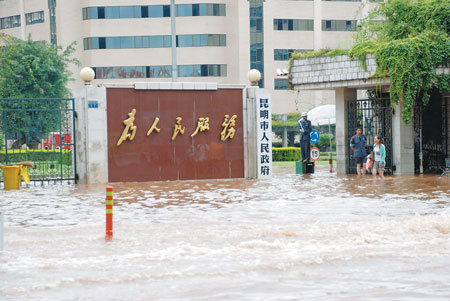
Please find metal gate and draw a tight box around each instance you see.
[0,98,76,184]
[413,90,448,173]
[347,97,393,174]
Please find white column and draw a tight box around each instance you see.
[392,103,415,175]
[313,0,322,50]
[19,0,25,40]
[245,87,258,179]
[335,88,356,175]
[73,86,109,184]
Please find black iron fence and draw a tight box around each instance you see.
[347,97,393,174]
[0,98,76,184]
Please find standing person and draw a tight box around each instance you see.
[298,112,312,162]
[372,135,386,179]
[350,127,367,175]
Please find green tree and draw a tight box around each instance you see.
[349,0,450,123]
[0,34,78,148]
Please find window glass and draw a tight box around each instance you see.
[219,34,226,46]
[164,35,172,47]
[218,4,226,16]
[179,65,194,77]
[119,6,134,18]
[163,5,170,17]
[193,65,201,76]
[274,19,313,31]
[150,36,164,48]
[89,7,98,19]
[142,36,150,48]
[200,34,207,46]
[149,5,163,17]
[106,37,121,49]
[121,36,134,48]
[193,35,201,46]
[25,11,44,25]
[135,36,143,48]
[199,4,207,16]
[274,79,289,90]
[178,35,193,47]
[213,4,220,16]
[92,37,99,49]
[149,66,171,78]
[177,4,192,16]
[99,37,106,49]
[207,34,220,46]
[83,38,89,50]
[206,4,214,16]
[98,7,105,19]
[200,65,208,76]
[105,7,119,18]
[134,7,142,18]
[140,6,148,18]
[192,4,200,16]
[92,65,224,79]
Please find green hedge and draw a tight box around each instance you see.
[272,147,301,161]
[0,149,72,165]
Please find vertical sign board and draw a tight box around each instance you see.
[255,89,272,178]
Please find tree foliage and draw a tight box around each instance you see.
[348,0,450,123]
[0,34,78,148]
[0,34,77,98]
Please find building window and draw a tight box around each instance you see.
[322,20,357,31]
[273,19,314,31]
[176,4,226,16]
[84,34,225,50]
[274,78,289,90]
[82,4,225,20]
[250,0,264,88]
[92,64,227,79]
[25,11,44,25]
[0,15,20,30]
[274,49,311,61]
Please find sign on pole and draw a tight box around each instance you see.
[256,89,272,178]
[310,130,320,144]
[310,147,320,162]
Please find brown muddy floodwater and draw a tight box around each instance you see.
[0,166,449,300]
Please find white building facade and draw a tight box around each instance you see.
[0,0,379,114]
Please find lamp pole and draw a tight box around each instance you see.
[171,0,177,82]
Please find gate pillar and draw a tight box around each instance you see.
[73,86,109,184]
[392,103,415,175]
[336,87,356,175]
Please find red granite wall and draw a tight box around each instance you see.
[106,88,244,182]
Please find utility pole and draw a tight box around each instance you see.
[170,0,177,82]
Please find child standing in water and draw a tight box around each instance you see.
[372,135,386,179]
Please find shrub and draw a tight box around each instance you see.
[272,147,301,161]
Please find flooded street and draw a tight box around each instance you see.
[1,166,449,300]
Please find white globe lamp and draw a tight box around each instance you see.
[80,67,95,85]
[247,69,261,86]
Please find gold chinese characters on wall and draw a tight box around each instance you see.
[116,109,238,147]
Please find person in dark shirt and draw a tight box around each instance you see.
[350,127,367,175]
[298,112,312,163]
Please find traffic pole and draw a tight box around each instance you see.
[105,186,113,240]
[329,151,333,173]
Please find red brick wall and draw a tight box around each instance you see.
[106,88,244,182]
